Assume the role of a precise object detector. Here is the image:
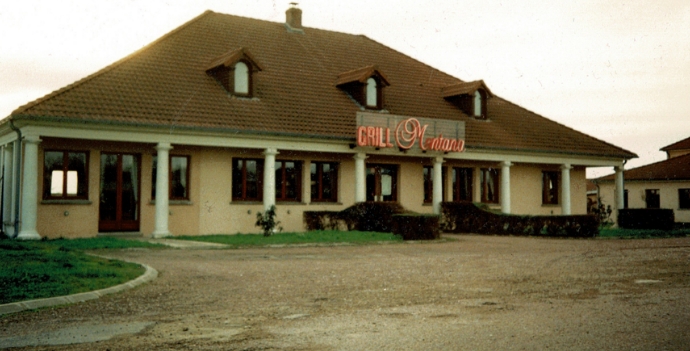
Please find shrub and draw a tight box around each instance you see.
[337,202,408,232]
[618,209,674,230]
[392,214,440,240]
[441,202,598,238]
[303,211,341,231]
[255,205,282,236]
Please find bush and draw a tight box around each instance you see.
[618,209,675,230]
[338,202,408,232]
[303,211,341,231]
[392,214,440,240]
[441,202,598,238]
[255,205,282,236]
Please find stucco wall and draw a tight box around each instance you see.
[32,138,595,238]
[598,180,690,223]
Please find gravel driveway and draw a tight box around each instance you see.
[2,235,689,350]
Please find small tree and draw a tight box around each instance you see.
[255,205,282,237]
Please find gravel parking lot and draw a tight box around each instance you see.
[2,234,689,350]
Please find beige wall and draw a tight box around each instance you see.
[33,138,595,238]
[598,180,690,223]
[668,150,690,159]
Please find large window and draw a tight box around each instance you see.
[542,171,559,205]
[311,162,338,202]
[452,167,473,202]
[645,189,660,209]
[423,166,446,203]
[43,150,88,200]
[232,159,263,201]
[679,189,690,209]
[480,168,499,203]
[151,155,190,200]
[275,160,302,202]
[366,164,398,202]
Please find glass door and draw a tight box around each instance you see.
[366,164,398,202]
[99,153,140,232]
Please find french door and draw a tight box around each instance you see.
[99,153,140,232]
[366,164,398,202]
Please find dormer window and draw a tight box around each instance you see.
[441,80,493,119]
[336,65,389,110]
[206,47,263,97]
[366,78,378,108]
[473,90,482,117]
[234,61,250,95]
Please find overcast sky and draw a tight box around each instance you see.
[1,0,689,178]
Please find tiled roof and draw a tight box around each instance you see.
[441,80,493,98]
[335,65,389,86]
[7,11,636,159]
[595,153,690,182]
[660,136,690,152]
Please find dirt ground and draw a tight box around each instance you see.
[2,234,690,350]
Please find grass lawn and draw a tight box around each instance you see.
[0,237,162,305]
[599,227,690,239]
[173,230,403,247]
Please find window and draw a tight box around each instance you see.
[275,160,302,202]
[679,189,690,209]
[43,150,88,199]
[474,91,482,117]
[542,171,559,205]
[366,77,378,108]
[366,164,398,202]
[480,168,499,203]
[645,189,660,209]
[311,162,338,202]
[151,155,190,200]
[423,166,446,203]
[452,167,473,202]
[234,61,250,95]
[232,159,263,201]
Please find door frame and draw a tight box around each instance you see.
[98,152,141,232]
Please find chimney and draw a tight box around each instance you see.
[285,3,303,31]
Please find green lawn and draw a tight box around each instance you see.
[599,227,690,239]
[173,230,403,247]
[0,237,162,305]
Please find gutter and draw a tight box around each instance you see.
[8,120,21,239]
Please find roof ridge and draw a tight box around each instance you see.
[660,135,690,151]
[494,97,638,159]
[9,10,214,118]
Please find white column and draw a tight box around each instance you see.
[303,160,312,205]
[432,156,443,214]
[263,148,278,211]
[2,144,14,236]
[152,142,172,238]
[500,161,512,214]
[561,164,572,215]
[354,152,367,203]
[473,167,482,202]
[615,165,625,211]
[17,135,41,240]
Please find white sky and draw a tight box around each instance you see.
[1,0,689,178]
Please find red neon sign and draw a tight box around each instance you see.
[356,118,465,153]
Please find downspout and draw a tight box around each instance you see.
[8,120,22,239]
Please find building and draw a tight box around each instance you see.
[0,7,636,239]
[594,136,690,224]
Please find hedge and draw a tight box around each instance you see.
[618,209,675,230]
[304,202,408,233]
[392,214,440,240]
[441,202,598,238]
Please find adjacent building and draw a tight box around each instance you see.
[0,7,636,239]
[594,136,690,224]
